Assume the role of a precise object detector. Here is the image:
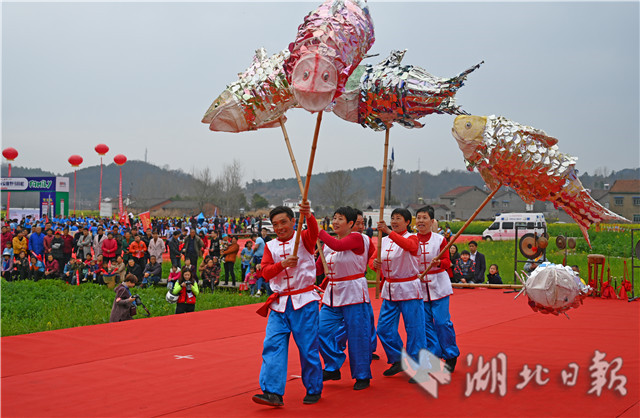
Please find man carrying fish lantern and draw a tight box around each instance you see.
[451,115,628,246]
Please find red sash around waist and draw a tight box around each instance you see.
[385,275,418,283]
[256,284,316,317]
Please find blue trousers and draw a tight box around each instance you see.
[377,298,427,365]
[336,302,377,354]
[424,296,460,360]
[259,299,323,396]
[319,303,372,380]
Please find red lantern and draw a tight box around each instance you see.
[2,147,18,161]
[114,154,127,166]
[68,155,83,167]
[95,144,109,155]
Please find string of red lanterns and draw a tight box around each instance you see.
[95,144,109,213]
[114,154,127,220]
[2,147,19,220]
[67,155,83,217]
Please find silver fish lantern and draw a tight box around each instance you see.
[202,48,297,133]
[332,50,483,131]
[451,115,628,245]
[285,0,375,112]
[515,263,591,317]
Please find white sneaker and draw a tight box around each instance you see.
[256,291,262,296]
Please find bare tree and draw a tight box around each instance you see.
[216,160,247,214]
[191,167,217,213]
[317,170,361,210]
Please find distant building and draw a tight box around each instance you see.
[492,188,546,213]
[607,179,640,222]
[439,186,493,220]
[129,198,219,217]
[406,203,450,221]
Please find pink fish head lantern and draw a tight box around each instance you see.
[285,0,375,112]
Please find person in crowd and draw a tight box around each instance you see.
[468,241,486,284]
[126,257,143,283]
[93,227,106,258]
[316,206,372,391]
[487,264,503,284]
[109,274,138,322]
[171,270,199,314]
[453,250,475,283]
[109,255,127,284]
[209,230,222,263]
[142,255,162,288]
[76,228,93,260]
[63,258,82,284]
[260,227,271,244]
[43,228,54,256]
[29,226,46,259]
[2,249,14,280]
[168,230,182,269]
[240,241,254,281]
[167,265,181,290]
[61,227,74,266]
[44,253,60,279]
[523,254,547,274]
[372,208,428,382]
[128,235,148,270]
[148,230,165,264]
[13,229,28,257]
[251,232,265,265]
[101,231,118,265]
[414,205,459,375]
[200,256,220,291]
[50,230,65,268]
[13,250,30,280]
[181,257,197,281]
[447,244,460,280]
[1,225,14,257]
[222,236,239,286]
[122,231,134,263]
[252,203,322,407]
[245,264,258,296]
[182,229,204,277]
[30,254,45,281]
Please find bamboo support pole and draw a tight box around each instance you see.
[292,111,323,257]
[279,117,329,274]
[374,128,391,299]
[418,183,503,282]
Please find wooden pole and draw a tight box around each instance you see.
[292,111,323,257]
[418,183,502,282]
[279,117,329,273]
[374,128,391,299]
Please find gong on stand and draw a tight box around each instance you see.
[513,225,548,283]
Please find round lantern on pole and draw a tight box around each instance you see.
[2,147,19,220]
[95,144,109,213]
[114,154,127,218]
[68,155,83,217]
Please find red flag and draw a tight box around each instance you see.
[139,211,151,232]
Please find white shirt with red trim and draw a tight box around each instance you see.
[264,236,320,312]
[417,232,453,301]
[380,231,423,302]
[322,232,370,307]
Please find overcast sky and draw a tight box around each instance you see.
[2,1,639,185]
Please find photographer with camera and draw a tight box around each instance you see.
[170,269,199,314]
[109,274,139,322]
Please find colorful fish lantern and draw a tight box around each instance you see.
[285,0,375,112]
[451,115,628,245]
[332,50,483,131]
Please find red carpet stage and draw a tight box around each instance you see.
[2,289,638,417]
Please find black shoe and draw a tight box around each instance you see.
[303,393,321,404]
[371,353,380,360]
[252,392,284,407]
[383,361,404,376]
[444,357,458,373]
[322,369,341,381]
[408,371,431,384]
[354,379,370,390]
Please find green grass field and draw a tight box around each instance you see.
[2,225,638,337]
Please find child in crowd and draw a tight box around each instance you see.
[13,251,30,280]
[167,265,181,290]
[487,264,503,284]
[171,270,199,314]
[31,254,45,281]
[182,257,197,281]
[199,257,218,291]
[240,241,254,280]
[245,264,258,296]
[453,250,475,283]
[2,249,14,280]
[63,258,81,285]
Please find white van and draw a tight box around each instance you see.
[482,213,546,241]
